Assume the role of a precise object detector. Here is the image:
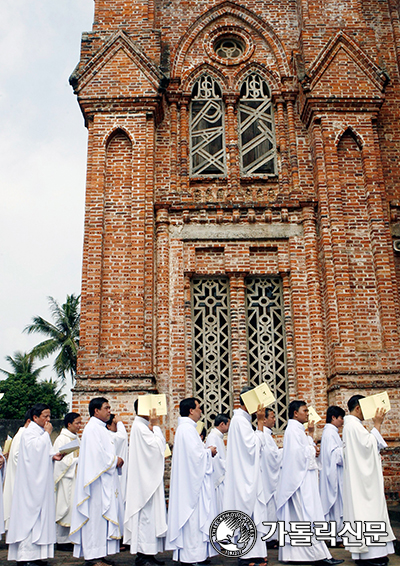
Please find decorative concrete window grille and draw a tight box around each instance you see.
[239,74,277,176]
[190,75,226,177]
[191,277,232,430]
[245,276,288,432]
[191,276,288,432]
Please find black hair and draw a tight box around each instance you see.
[199,426,206,441]
[214,413,230,427]
[265,407,275,418]
[89,397,108,417]
[24,408,32,423]
[326,405,345,423]
[64,412,81,428]
[134,399,139,414]
[347,394,365,413]
[239,386,253,405]
[288,400,306,419]
[31,403,50,419]
[106,414,116,427]
[180,397,200,417]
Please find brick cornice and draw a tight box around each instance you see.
[70,29,165,95]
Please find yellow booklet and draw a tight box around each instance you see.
[3,435,12,455]
[164,444,171,458]
[196,420,205,434]
[241,383,275,415]
[304,406,322,429]
[359,392,391,420]
[137,394,167,416]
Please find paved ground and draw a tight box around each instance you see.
[0,525,399,566]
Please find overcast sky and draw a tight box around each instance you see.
[0,1,94,401]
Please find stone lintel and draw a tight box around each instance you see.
[170,223,303,240]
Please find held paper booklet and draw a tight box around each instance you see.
[59,438,80,455]
[164,444,172,458]
[359,392,391,421]
[304,406,322,429]
[137,393,167,416]
[196,420,205,434]
[241,382,275,415]
[3,435,12,455]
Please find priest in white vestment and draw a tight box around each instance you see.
[53,412,82,546]
[124,399,167,565]
[107,413,129,508]
[70,397,125,562]
[343,395,395,565]
[223,387,268,565]
[276,400,341,565]
[166,397,217,564]
[260,408,282,542]
[319,406,345,535]
[7,403,63,563]
[205,413,230,514]
[3,409,31,531]
[0,448,5,535]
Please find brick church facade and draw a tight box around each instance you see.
[70,0,400,495]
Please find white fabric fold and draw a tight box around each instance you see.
[319,423,343,529]
[343,415,395,555]
[124,416,167,552]
[205,428,226,513]
[166,416,216,562]
[53,428,80,529]
[69,416,123,560]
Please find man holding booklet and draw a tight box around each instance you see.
[124,395,168,566]
[224,385,270,566]
[343,394,395,566]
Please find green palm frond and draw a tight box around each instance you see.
[23,294,80,383]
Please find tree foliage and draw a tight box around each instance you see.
[0,352,68,419]
[24,294,80,383]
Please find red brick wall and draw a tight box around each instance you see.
[70,0,400,496]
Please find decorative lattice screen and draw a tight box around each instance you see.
[239,74,276,176]
[246,276,288,431]
[191,278,232,430]
[190,75,226,177]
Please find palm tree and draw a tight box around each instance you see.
[0,351,46,383]
[0,351,68,419]
[24,294,80,383]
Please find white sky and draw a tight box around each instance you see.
[0,1,95,403]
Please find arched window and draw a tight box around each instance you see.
[238,74,276,176]
[190,75,226,177]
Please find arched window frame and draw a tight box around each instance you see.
[189,75,227,178]
[238,74,277,177]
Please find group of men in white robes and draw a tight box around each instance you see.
[276,397,395,566]
[0,390,396,566]
[6,403,64,565]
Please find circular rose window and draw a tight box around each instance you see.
[214,37,245,60]
[206,28,254,66]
